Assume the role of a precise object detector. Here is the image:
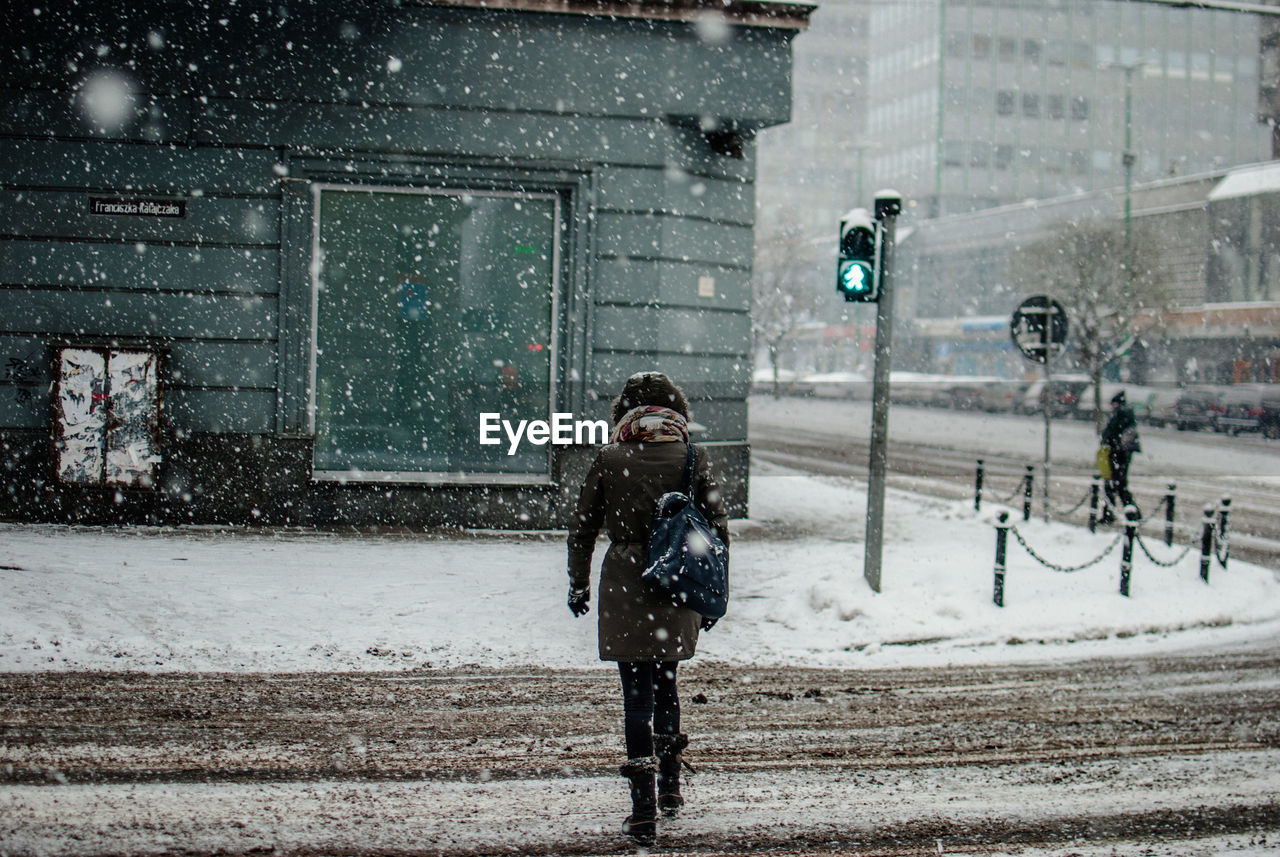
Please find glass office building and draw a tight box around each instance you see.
[865,0,1269,217]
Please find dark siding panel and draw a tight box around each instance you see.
[1,240,278,296]
[166,389,275,433]
[0,191,279,246]
[594,258,750,311]
[0,335,275,390]
[593,306,750,356]
[1,289,276,341]
[0,91,191,144]
[590,352,750,400]
[1,6,794,126]
[597,167,754,224]
[196,100,678,166]
[574,393,746,441]
[595,213,753,266]
[0,334,46,429]
[0,139,280,194]
[699,400,748,441]
[0,386,45,429]
[172,342,277,390]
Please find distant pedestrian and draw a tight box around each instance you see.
[1100,390,1141,523]
[566,371,729,846]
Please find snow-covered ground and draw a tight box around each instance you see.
[2,459,1277,674]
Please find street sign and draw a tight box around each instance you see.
[1010,296,1068,364]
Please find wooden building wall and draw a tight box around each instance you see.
[0,0,808,526]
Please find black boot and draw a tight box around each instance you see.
[654,732,691,815]
[619,757,657,846]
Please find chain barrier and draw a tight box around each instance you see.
[990,480,1024,504]
[1049,486,1093,517]
[1009,525,1123,573]
[1135,533,1194,567]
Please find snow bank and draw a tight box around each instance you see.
[1,463,1276,673]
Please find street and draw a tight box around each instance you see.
[749,396,1280,564]
[3,643,1279,855]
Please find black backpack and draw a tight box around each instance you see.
[640,444,729,619]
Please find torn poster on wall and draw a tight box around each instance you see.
[55,348,162,488]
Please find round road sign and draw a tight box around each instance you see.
[1010,296,1068,364]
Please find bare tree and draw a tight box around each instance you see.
[752,215,823,397]
[1010,218,1174,433]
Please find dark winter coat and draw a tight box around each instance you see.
[568,441,730,663]
[1102,403,1140,454]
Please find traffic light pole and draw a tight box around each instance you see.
[1042,323,1053,523]
[863,191,901,594]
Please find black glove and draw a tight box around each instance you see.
[568,585,590,617]
[700,616,718,631]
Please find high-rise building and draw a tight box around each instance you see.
[759,0,1272,231]
[756,0,871,242]
[864,0,1271,218]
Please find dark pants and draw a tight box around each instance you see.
[1105,449,1136,518]
[617,661,680,759]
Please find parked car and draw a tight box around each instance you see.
[1173,386,1223,431]
[1073,383,1161,423]
[976,379,1032,413]
[932,376,998,410]
[1020,375,1090,418]
[1262,389,1280,439]
[804,371,871,400]
[1215,384,1271,435]
[889,372,949,407]
[1143,388,1183,427]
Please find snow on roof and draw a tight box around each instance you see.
[423,0,816,28]
[1208,161,1280,202]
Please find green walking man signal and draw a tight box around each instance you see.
[836,210,880,302]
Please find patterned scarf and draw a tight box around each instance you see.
[611,406,690,444]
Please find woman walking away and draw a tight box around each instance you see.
[1100,390,1141,524]
[566,371,729,846]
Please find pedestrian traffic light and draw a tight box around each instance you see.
[837,211,879,302]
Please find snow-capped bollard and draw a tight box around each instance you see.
[1088,475,1101,533]
[974,458,985,511]
[1119,505,1139,597]
[1022,464,1034,522]
[1199,504,1215,583]
[993,511,1010,607]
[1217,496,1232,571]
[1164,483,1177,547]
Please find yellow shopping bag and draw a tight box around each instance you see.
[1096,445,1112,480]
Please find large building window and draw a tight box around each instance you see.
[1071,95,1090,121]
[310,185,559,481]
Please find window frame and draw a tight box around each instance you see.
[306,181,564,485]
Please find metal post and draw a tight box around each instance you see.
[863,191,902,594]
[1088,475,1101,533]
[1199,504,1215,583]
[1123,65,1135,290]
[1022,464,1034,522]
[1164,483,1176,548]
[1042,339,1053,523]
[1119,504,1138,597]
[974,458,985,512]
[993,511,1010,607]
[1217,496,1232,570]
